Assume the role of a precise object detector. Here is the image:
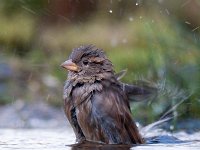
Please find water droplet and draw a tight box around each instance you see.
[185,21,191,25]
[136,2,139,5]
[109,10,113,13]
[129,17,133,22]
[165,9,170,15]
[192,26,200,32]
[170,125,174,130]
[21,6,36,14]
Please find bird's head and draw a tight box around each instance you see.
[61,45,114,82]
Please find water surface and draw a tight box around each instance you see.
[1,128,200,150]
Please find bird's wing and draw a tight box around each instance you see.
[122,80,158,102]
[90,84,144,144]
[115,70,158,102]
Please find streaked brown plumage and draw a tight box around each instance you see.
[61,45,145,144]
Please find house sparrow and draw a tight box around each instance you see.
[61,45,145,144]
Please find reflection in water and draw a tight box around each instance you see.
[67,135,186,150]
[68,140,132,150]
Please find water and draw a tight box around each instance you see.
[1,128,200,150]
[0,128,74,150]
[0,102,200,149]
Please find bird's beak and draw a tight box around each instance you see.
[60,59,79,72]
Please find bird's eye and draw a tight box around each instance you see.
[82,60,89,65]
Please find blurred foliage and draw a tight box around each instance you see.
[0,0,200,125]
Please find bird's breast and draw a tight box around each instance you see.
[70,82,103,107]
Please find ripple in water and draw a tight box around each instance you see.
[0,128,200,150]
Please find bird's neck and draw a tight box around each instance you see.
[68,71,115,85]
[64,72,118,101]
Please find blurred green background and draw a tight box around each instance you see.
[0,0,200,126]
